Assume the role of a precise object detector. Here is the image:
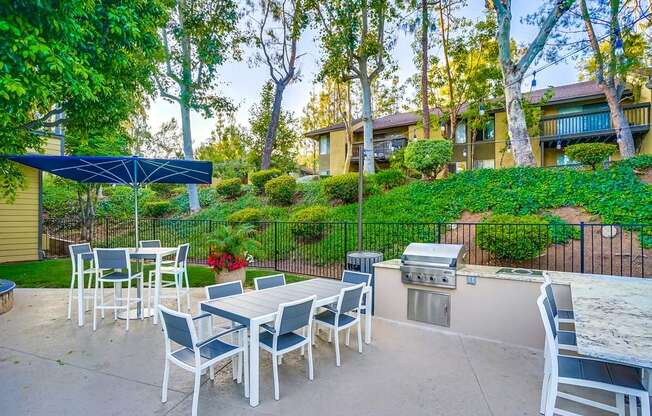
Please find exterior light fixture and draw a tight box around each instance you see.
[479,103,485,116]
[440,122,446,132]
[614,28,625,57]
[556,139,562,150]
[506,140,512,153]
[531,71,537,89]
[463,148,467,157]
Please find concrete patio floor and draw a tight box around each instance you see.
[0,288,640,416]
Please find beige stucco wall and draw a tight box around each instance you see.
[640,84,652,155]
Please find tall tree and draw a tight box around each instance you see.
[487,0,574,166]
[577,0,647,158]
[247,0,309,169]
[155,0,241,211]
[310,0,398,173]
[0,0,169,201]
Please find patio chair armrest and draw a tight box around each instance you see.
[260,323,276,334]
[195,324,247,348]
[192,313,211,321]
[322,303,338,314]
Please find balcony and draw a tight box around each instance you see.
[351,138,407,162]
[539,103,650,141]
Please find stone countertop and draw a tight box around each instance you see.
[570,276,652,369]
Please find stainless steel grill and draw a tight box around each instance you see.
[400,243,465,288]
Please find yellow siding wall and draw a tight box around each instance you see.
[640,84,652,155]
[408,125,445,140]
[329,130,348,175]
[0,137,62,263]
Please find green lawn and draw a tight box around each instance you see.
[0,259,306,289]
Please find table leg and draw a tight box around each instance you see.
[365,287,372,344]
[153,254,161,325]
[243,328,249,399]
[249,320,260,407]
[77,254,84,327]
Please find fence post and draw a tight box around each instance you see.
[436,222,442,244]
[104,217,108,247]
[274,221,279,271]
[343,222,349,262]
[579,221,585,273]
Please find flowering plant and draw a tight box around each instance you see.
[206,224,259,273]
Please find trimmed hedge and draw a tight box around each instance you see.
[564,143,617,170]
[227,207,265,223]
[142,201,173,218]
[404,139,452,178]
[322,173,360,203]
[290,206,330,240]
[265,175,297,205]
[373,168,407,191]
[250,169,281,193]
[214,178,242,198]
[476,213,552,260]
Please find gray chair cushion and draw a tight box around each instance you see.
[172,338,238,366]
[315,310,356,327]
[99,271,135,281]
[260,331,305,351]
[558,309,575,320]
[558,356,644,390]
[557,330,577,347]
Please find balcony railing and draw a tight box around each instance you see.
[539,103,650,140]
[351,138,407,161]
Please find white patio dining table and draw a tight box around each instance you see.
[199,278,373,407]
[75,246,177,327]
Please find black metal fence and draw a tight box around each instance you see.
[42,217,652,278]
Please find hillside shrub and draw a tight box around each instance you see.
[214,178,241,198]
[227,207,265,223]
[564,143,617,170]
[476,213,552,260]
[290,206,330,240]
[142,201,173,218]
[265,175,297,205]
[404,139,453,179]
[322,173,360,203]
[389,147,407,171]
[373,168,407,191]
[250,169,281,193]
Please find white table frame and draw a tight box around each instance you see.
[75,247,177,327]
[200,278,372,407]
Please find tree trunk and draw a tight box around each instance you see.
[179,102,200,211]
[503,75,537,166]
[343,81,354,173]
[603,86,635,157]
[437,1,455,140]
[261,82,286,169]
[420,0,430,139]
[359,70,375,174]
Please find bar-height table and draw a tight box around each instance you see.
[75,247,177,326]
[200,278,373,407]
[570,275,652,396]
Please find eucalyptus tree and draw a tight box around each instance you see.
[247,0,309,169]
[155,0,241,211]
[577,0,649,158]
[487,0,575,166]
[0,0,169,201]
[309,0,399,173]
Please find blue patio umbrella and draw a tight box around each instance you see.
[5,154,212,244]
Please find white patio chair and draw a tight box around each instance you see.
[543,272,575,324]
[313,283,365,367]
[139,239,175,266]
[325,270,371,343]
[254,273,286,290]
[92,248,143,332]
[146,243,190,312]
[159,305,246,416]
[67,243,105,320]
[539,284,577,352]
[259,295,316,400]
[537,293,650,416]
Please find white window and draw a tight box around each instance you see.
[319,136,330,155]
[455,122,467,144]
[473,159,495,169]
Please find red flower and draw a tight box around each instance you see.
[208,252,248,273]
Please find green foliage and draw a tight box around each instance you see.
[214,178,242,198]
[250,169,282,193]
[264,175,297,205]
[142,201,173,218]
[389,147,407,171]
[476,214,552,260]
[372,168,407,191]
[42,176,78,219]
[290,206,330,240]
[565,143,618,170]
[96,187,156,220]
[522,88,554,137]
[613,154,652,171]
[207,224,260,258]
[170,187,218,214]
[1,0,169,201]
[227,207,265,223]
[403,140,453,178]
[322,173,361,203]
[542,214,580,244]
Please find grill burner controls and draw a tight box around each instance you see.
[400,243,465,289]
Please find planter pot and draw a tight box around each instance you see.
[215,267,246,285]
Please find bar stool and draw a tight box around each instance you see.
[147,243,190,312]
[67,243,104,320]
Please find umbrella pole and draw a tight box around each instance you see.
[134,183,139,246]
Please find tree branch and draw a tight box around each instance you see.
[579,0,606,85]
[22,108,66,130]
[154,75,180,102]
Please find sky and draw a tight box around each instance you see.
[147,0,580,147]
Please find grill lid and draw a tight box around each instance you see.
[401,243,465,268]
